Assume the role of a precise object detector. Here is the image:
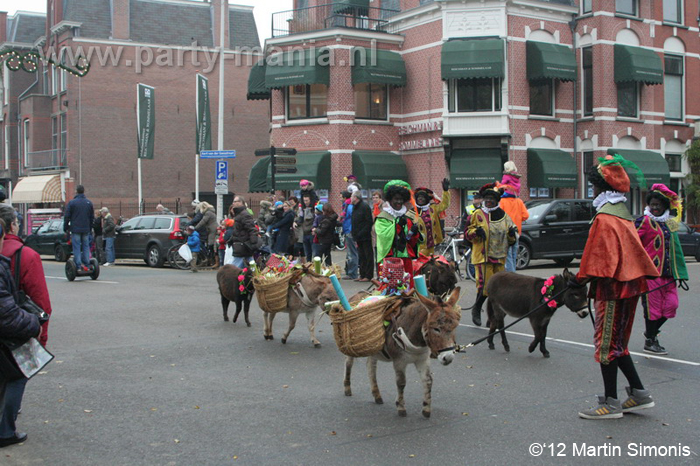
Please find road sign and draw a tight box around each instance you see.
[255,147,297,157]
[275,156,296,165]
[274,166,298,174]
[215,161,228,180]
[201,150,236,159]
[215,179,228,195]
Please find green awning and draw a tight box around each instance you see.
[248,157,271,192]
[441,39,505,80]
[614,44,663,85]
[606,149,670,187]
[527,148,577,188]
[352,151,408,189]
[352,48,407,87]
[247,151,332,192]
[264,49,330,89]
[333,0,369,15]
[449,149,502,189]
[247,60,270,101]
[526,41,577,82]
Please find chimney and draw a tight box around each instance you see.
[0,12,7,44]
[111,0,130,40]
[212,0,230,49]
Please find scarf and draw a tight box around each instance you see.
[593,191,627,211]
[643,206,671,223]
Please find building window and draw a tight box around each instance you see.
[584,151,595,198]
[617,82,638,118]
[448,78,502,113]
[2,68,8,105]
[23,119,30,167]
[52,116,58,151]
[582,47,593,116]
[59,69,67,93]
[60,113,67,153]
[664,55,683,121]
[3,125,9,170]
[616,0,637,16]
[582,0,592,14]
[42,69,49,94]
[286,84,328,120]
[663,0,682,24]
[530,80,554,116]
[354,83,388,120]
[666,153,682,172]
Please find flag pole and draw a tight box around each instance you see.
[216,0,226,222]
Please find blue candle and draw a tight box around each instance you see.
[329,274,352,311]
[414,275,429,297]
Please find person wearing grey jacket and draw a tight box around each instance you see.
[100,208,117,265]
[296,193,316,262]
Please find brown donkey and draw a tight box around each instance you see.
[343,287,462,418]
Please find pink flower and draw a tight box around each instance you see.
[239,285,245,292]
[547,300,557,309]
[242,268,248,273]
[544,277,554,287]
[238,275,245,281]
[541,286,548,295]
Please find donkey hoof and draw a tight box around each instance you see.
[344,388,352,397]
[281,338,287,344]
[397,409,407,417]
[246,322,251,327]
[422,409,431,419]
[223,316,229,322]
[542,352,550,358]
[375,397,384,405]
[314,343,321,348]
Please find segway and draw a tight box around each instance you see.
[65,257,100,281]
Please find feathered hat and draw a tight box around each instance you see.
[414,186,435,203]
[478,182,503,199]
[649,183,682,219]
[597,153,646,193]
[343,175,357,182]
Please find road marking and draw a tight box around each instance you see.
[46,276,120,284]
[459,323,700,366]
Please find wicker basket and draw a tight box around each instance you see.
[329,297,396,358]
[253,273,293,313]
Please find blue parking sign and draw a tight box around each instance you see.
[216,161,228,180]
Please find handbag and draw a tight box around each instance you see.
[14,247,49,325]
[232,241,253,257]
[1,338,54,380]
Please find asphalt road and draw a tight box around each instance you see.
[3,253,699,466]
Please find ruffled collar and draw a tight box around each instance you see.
[481,204,500,215]
[644,206,671,223]
[416,203,430,212]
[593,191,627,211]
[383,204,407,218]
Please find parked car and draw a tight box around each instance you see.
[676,222,700,262]
[517,199,594,269]
[114,213,189,267]
[24,218,72,261]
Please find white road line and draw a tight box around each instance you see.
[459,323,700,366]
[45,276,120,284]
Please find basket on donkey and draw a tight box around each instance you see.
[329,295,401,358]
[253,273,293,313]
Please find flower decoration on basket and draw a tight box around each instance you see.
[540,275,558,309]
[266,254,293,274]
[238,268,248,294]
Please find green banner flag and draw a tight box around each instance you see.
[196,74,212,155]
[137,84,155,159]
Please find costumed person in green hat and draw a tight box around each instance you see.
[414,178,451,256]
[466,183,517,326]
[375,180,424,290]
[635,183,688,355]
[574,154,659,420]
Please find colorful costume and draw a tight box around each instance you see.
[414,184,451,256]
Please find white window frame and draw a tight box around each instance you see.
[2,69,9,105]
[447,78,502,113]
[581,0,592,14]
[663,0,683,24]
[23,119,30,167]
[59,69,67,93]
[617,82,639,118]
[285,84,329,121]
[616,0,638,16]
[51,67,57,96]
[354,82,389,121]
[664,54,684,121]
[529,79,555,117]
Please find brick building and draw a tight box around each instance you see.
[1,0,269,221]
[249,0,698,218]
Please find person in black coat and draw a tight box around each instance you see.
[63,185,94,270]
[226,196,260,268]
[350,191,374,281]
[314,204,339,266]
[269,201,295,255]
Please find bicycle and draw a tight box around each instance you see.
[167,242,214,270]
[434,230,475,281]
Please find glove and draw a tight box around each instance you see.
[475,226,486,239]
[410,224,419,235]
[442,178,450,192]
[508,226,518,237]
[397,216,407,228]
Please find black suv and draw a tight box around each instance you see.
[517,199,594,269]
[114,214,188,267]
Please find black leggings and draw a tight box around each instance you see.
[601,355,644,399]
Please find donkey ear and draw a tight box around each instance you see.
[416,291,435,311]
[446,286,461,308]
[563,268,571,279]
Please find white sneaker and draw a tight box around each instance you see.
[103,262,112,266]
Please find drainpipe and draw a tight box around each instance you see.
[569,15,580,198]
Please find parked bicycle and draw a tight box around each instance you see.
[434,229,475,281]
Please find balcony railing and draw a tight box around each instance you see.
[271,4,401,39]
[26,149,67,171]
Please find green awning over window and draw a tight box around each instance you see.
[248,157,271,193]
[449,149,502,189]
[614,44,663,85]
[264,49,330,89]
[247,60,270,101]
[606,149,670,187]
[247,151,332,192]
[441,38,505,80]
[526,41,577,82]
[333,0,369,15]
[352,48,407,87]
[527,148,577,188]
[352,151,408,189]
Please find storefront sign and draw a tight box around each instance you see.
[398,121,443,136]
[399,137,444,151]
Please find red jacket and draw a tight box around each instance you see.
[2,234,53,346]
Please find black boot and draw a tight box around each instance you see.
[472,291,486,327]
[643,333,667,355]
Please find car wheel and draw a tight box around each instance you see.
[553,257,574,267]
[516,243,531,270]
[695,246,700,263]
[55,245,67,262]
[147,245,165,268]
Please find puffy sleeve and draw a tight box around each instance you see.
[374,216,395,263]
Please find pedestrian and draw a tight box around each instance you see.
[313,203,339,266]
[269,201,295,255]
[299,180,318,209]
[227,196,260,269]
[288,196,304,258]
[460,192,483,232]
[100,207,116,266]
[499,162,529,272]
[156,204,172,214]
[296,193,315,262]
[0,218,42,448]
[194,201,217,266]
[466,183,517,326]
[216,220,229,269]
[63,185,94,272]
[635,184,688,355]
[351,191,374,281]
[414,178,451,256]
[340,191,358,280]
[186,226,201,272]
[574,154,659,420]
[92,209,105,265]
[371,191,383,219]
[375,180,424,288]
[311,203,324,259]
[344,175,362,194]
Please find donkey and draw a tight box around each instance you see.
[416,257,458,297]
[262,266,338,347]
[217,265,255,325]
[485,269,588,357]
[343,287,462,418]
